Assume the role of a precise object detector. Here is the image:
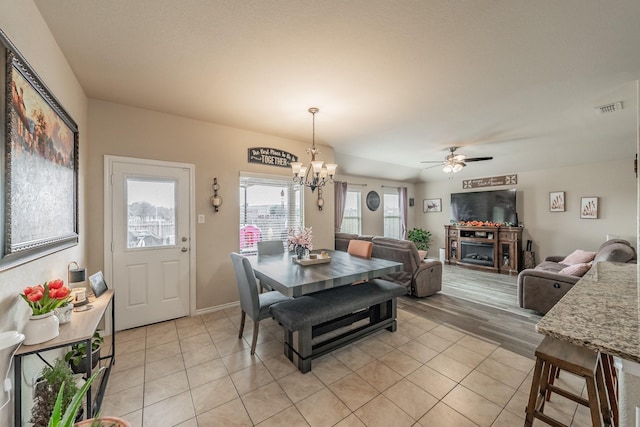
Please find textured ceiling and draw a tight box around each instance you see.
[33,0,640,182]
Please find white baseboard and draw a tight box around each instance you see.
[195,301,239,317]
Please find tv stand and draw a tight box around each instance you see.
[444,225,522,275]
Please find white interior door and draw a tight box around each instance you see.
[106,157,194,330]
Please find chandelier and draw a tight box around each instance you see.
[291,108,337,192]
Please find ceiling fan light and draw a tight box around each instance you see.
[443,164,453,173]
[453,163,464,173]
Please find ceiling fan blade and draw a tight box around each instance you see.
[464,156,493,162]
[419,160,445,164]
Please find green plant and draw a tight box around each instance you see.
[407,227,432,251]
[30,359,79,427]
[65,331,104,370]
[48,367,105,427]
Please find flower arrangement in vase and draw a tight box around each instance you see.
[20,279,71,345]
[287,227,313,259]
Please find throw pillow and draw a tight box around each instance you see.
[559,262,592,277]
[560,249,596,265]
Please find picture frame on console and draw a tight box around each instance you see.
[423,198,442,213]
[580,197,598,219]
[0,30,79,271]
[549,191,565,212]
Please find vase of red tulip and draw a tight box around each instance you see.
[20,279,71,345]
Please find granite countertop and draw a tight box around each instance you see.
[536,261,639,363]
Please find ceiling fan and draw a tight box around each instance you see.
[421,147,493,173]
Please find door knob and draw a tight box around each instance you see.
[181,247,188,252]
[181,237,188,242]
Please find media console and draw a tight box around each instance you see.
[444,225,523,275]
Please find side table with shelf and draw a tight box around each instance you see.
[14,290,115,426]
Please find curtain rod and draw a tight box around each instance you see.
[346,182,367,187]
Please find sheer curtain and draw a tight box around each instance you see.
[399,187,408,239]
[334,181,348,232]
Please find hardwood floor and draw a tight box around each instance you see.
[399,264,544,359]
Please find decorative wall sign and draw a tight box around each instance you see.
[462,174,517,189]
[549,191,565,212]
[580,197,598,219]
[248,147,298,168]
[1,29,79,271]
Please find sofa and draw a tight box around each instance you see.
[517,239,636,314]
[335,232,442,297]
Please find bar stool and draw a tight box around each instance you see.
[524,336,612,427]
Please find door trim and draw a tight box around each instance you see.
[104,155,197,323]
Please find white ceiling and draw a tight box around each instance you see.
[34,0,640,182]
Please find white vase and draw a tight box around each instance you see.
[54,304,73,324]
[23,312,59,345]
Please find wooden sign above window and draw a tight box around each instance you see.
[248,147,298,168]
[462,174,517,189]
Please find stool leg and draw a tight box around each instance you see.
[525,357,545,426]
[585,375,604,427]
[595,355,613,426]
[601,353,618,426]
[546,364,559,401]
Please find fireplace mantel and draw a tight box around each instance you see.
[444,225,523,275]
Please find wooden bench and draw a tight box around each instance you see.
[269,279,407,373]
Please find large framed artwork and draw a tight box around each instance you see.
[1,30,78,271]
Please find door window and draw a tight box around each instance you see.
[126,178,177,248]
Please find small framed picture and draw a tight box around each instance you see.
[423,198,442,213]
[89,271,109,298]
[580,197,598,219]
[549,191,565,212]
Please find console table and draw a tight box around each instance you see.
[444,225,523,275]
[14,290,115,426]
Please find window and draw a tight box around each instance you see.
[340,190,361,234]
[383,192,401,239]
[239,173,303,254]
[126,178,176,248]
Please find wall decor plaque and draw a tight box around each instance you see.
[462,174,517,189]
[248,147,298,168]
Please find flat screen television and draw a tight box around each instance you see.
[450,189,517,224]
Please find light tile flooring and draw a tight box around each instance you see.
[100,307,596,427]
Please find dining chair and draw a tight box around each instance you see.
[230,252,291,355]
[257,240,285,256]
[347,240,373,258]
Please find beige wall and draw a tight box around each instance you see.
[87,100,335,311]
[334,174,417,237]
[0,1,89,424]
[415,159,637,261]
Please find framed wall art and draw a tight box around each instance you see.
[1,29,79,271]
[423,198,442,213]
[549,191,565,212]
[580,197,598,219]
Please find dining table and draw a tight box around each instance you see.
[248,249,403,297]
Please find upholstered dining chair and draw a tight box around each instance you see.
[347,239,373,258]
[257,240,285,256]
[230,252,291,355]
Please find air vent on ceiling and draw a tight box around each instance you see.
[595,101,623,114]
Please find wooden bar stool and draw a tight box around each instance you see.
[525,336,612,427]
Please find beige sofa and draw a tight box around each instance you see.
[335,233,442,297]
[517,239,636,314]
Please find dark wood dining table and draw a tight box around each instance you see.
[248,249,403,297]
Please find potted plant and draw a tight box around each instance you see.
[30,359,80,427]
[64,331,104,374]
[46,367,105,427]
[407,227,432,259]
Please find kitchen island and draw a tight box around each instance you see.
[536,261,639,426]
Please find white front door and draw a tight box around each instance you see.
[105,156,194,330]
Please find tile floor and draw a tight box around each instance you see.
[100,307,596,426]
